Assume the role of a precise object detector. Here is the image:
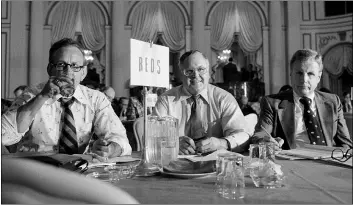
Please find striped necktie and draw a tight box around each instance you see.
[300,97,326,146]
[58,98,78,154]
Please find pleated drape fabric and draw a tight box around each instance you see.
[51,2,105,52]
[131,1,185,51]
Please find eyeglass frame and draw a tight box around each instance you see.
[331,148,352,162]
[182,67,208,77]
[49,62,85,72]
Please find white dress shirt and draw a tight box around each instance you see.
[293,91,316,144]
[1,83,132,155]
[153,84,251,150]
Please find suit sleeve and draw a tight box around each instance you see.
[333,95,352,148]
[251,96,276,144]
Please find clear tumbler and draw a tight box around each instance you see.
[217,156,245,199]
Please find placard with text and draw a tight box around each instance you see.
[130,39,169,88]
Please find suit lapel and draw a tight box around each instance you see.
[278,94,295,148]
[315,93,333,146]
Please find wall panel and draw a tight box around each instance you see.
[1,29,10,98]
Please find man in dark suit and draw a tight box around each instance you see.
[223,57,240,84]
[252,49,352,150]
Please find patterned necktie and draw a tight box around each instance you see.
[299,97,326,145]
[59,98,78,154]
[189,95,204,139]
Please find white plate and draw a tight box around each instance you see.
[161,171,216,179]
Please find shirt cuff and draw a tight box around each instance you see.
[225,132,250,151]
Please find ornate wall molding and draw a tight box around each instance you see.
[316,31,352,53]
[303,33,312,49]
[1,28,10,97]
[1,1,11,23]
[301,1,310,21]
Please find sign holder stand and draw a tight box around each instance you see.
[133,41,160,176]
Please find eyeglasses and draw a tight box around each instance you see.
[50,62,84,72]
[183,67,208,77]
[331,148,352,162]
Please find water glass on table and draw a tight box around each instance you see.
[216,155,245,199]
[161,140,177,167]
[248,143,284,189]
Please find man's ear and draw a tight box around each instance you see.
[80,66,88,81]
[47,64,53,76]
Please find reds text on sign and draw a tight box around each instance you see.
[130,39,169,88]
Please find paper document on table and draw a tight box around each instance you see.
[180,150,244,162]
[277,146,337,160]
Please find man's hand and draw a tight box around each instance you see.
[40,76,73,99]
[195,137,226,154]
[261,135,284,151]
[92,139,122,158]
[17,141,39,152]
[179,136,196,155]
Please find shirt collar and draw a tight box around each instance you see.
[293,90,315,105]
[180,85,209,104]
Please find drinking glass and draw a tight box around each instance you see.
[161,140,177,167]
[145,115,179,170]
[248,143,284,189]
[216,152,239,175]
[216,156,245,199]
[221,157,245,199]
[54,75,75,98]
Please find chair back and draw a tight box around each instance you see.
[244,113,258,136]
[133,117,144,151]
[344,113,352,139]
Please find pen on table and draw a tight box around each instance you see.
[194,136,208,156]
[260,125,273,140]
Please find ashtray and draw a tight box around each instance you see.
[104,164,136,179]
[86,171,112,182]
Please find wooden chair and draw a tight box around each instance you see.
[133,117,144,151]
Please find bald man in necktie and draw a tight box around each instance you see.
[154,50,251,155]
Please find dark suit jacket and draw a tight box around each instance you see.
[223,63,240,84]
[251,90,352,149]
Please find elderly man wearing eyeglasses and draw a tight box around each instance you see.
[1,38,131,158]
[154,50,251,155]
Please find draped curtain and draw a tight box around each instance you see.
[80,2,105,51]
[51,2,79,43]
[210,1,262,83]
[323,44,353,77]
[131,2,185,51]
[51,2,105,52]
[210,2,238,51]
[210,1,262,53]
